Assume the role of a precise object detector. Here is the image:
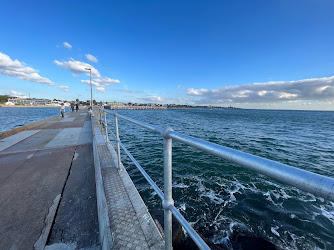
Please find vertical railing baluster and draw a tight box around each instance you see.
[104,111,109,142]
[115,115,122,171]
[99,109,102,130]
[162,127,174,250]
[100,110,103,131]
[98,109,100,128]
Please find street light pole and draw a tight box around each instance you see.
[85,68,92,109]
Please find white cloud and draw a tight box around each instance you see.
[58,85,70,92]
[112,89,147,94]
[63,42,72,49]
[81,77,120,92]
[85,54,98,63]
[140,96,165,103]
[55,58,120,92]
[94,77,120,85]
[8,90,28,98]
[186,76,334,104]
[0,52,69,91]
[187,88,208,96]
[54,59,101,77]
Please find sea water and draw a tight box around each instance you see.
[112,109,334,249]
[1,107,334,248]
[0,107,67,133]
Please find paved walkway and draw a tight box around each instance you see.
[0,110,99,250]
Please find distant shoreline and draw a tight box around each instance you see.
[0,105,62,108]
[168,107,240,109]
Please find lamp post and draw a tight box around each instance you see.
[85,68,92,109]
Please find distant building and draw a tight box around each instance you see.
[51,100,62,106]
[7,98,52,106]
[110,101,124,106]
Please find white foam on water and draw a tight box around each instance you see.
[264,191,274,203]
[173,183,189,188]
[297,192,317,202]
[271,226,280,237]
[226,185,243,202]
[289,213,296,219]
[211,221,249,247]
[200,189,224,204]
[211,235,231,247]
[320,204,334,223]
[186,217,201,235]
[179,203,186,211]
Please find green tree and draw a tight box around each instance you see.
[0,95,10,103]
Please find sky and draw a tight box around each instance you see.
[1,0,334,110]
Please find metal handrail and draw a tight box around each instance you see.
[95,107,334,250]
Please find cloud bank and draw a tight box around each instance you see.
[0,52,69,91]
[54,58,120,92]
[85,54,98,63]
[186,76,334,104]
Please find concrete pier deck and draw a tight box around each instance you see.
[0,110,98,249]
[0,109,164,250]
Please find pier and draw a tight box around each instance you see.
[0,109,164,250]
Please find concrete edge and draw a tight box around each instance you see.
[0,115,59,140]
[107,143,165,249]
[91,117,114,250]
[91,115,164,249]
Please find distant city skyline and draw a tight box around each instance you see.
[1,1,334,110]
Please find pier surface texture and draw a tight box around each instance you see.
[0,109,164,250]
[0,110,99,250]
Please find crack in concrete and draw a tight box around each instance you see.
[35,146,77,250]
[34,194,61,250]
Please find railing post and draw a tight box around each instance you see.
[162,127,174,250]
[115,115,122,171]
[99,109,102,130]
[98,109,100,127]
[100,109,103,131]
[104,111,109,142]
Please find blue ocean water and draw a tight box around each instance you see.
[0,107,67,133]
[1,107,334,248]
[111,109,334,249]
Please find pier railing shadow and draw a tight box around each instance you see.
[93,107,334,250]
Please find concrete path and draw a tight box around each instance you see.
[0,110,99,250]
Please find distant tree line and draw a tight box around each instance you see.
[0,95,10,104]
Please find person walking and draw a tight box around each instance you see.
[71,103,74,112]
[60,103,65,118]
[75,102,79,112]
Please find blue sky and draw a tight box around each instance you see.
[1,0,334,110]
